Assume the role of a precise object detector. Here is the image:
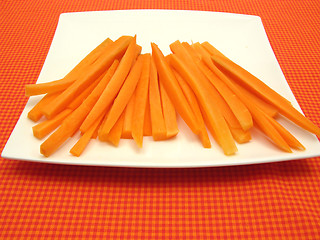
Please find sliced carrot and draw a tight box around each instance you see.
[169,41,237,155]
[67,74,103,110]
[25,38,113,96]
[28,92,61,122]
[143,98,152,137]
[191,42,253,131]
[201,41,227,59]
[171,69,211,148]
[104,110,125,147]
[151,42,199,135]
[132,54,151,147]
[32,109,72,139]
[211,54,320,136]
[40,60,119,157]
[42,36,132,119]
[121,94,135,139]
[205,56,278,118]
[99,54,144,139]
[80,36,139,133]
[159,80,179,139]
[262,111,305,150]
[70,114,104,157]
[148,57,167,141]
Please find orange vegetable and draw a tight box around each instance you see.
[151,42,199,135]
[104,111,125,146]
[80,36,139,133]
[70,114,104,157]
[42,36,132,119]
[132,54,151,147]
[143,98,152,137]
[171,68,211,148]
[159,80,179,139]
[27,92,61,122]
[99,54,144,138]
[32,109,72,139]
[40,60,119,157]
[121,95,135,139]
[148,57,167,141]
[169,41,237,155]
[201,41,227,59]
[25,38,113,97]
[192,42,253,131]
[211,54,320,136]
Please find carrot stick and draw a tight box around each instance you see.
[143,97,152,137]
[169,41,237,155]
[40,60,119,157]
[67,74,102,110]
[80,36,139,133]
[207,64,292,151]
[151,42,199,135]
[42,36,132,119]
[99,54,144,139]
[211,54,320,136]
[201,41,228,59]
[28,92,61,122]
[104,110,125,146]
[159,80,179,139]
[121,94,135,139]
[171,69,211,148]
[191,42,253,131]
[32,109,72,139]
[132,54,151,147]
[206,56,279,118]
[25,38,113,96]
[70,114,104,157]
[262,111,305,150]
[148,57,167,141]
[197,60,253,131]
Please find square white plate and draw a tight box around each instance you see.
[2,10,320,168]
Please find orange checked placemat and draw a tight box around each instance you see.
[1,0,320,239]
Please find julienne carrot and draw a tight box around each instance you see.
[99,54,144,138]
[25,36,319,157]
[171,68,211,148]
[159,80,179,139]
[42,36,132,119]
[67,75,103,110]
[201,41,228,60]
[148,57,167,141]
[205,55,279,118]
[169,41,237,155]
[70,114,105,157]
[191,42,253,131]
[80,36,139,133]
[25,38,113,97]
[261,111,305,150]
[32,109,72,139]
[28,91,62,122]
[104,111,125,147]
[131,54,151,147]
[143,98,152,137]
[40,60,119,157]
[151,43,200,135]
[211,54,320,136]
[121,94,135,139]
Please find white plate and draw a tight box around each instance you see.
[2,10,320,168]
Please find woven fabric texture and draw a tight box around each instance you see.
[1,0,320,239]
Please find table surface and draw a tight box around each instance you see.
[1,0,320,239]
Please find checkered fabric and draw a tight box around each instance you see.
[1,0,320,239]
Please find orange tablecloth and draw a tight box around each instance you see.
[1,1,320,239]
